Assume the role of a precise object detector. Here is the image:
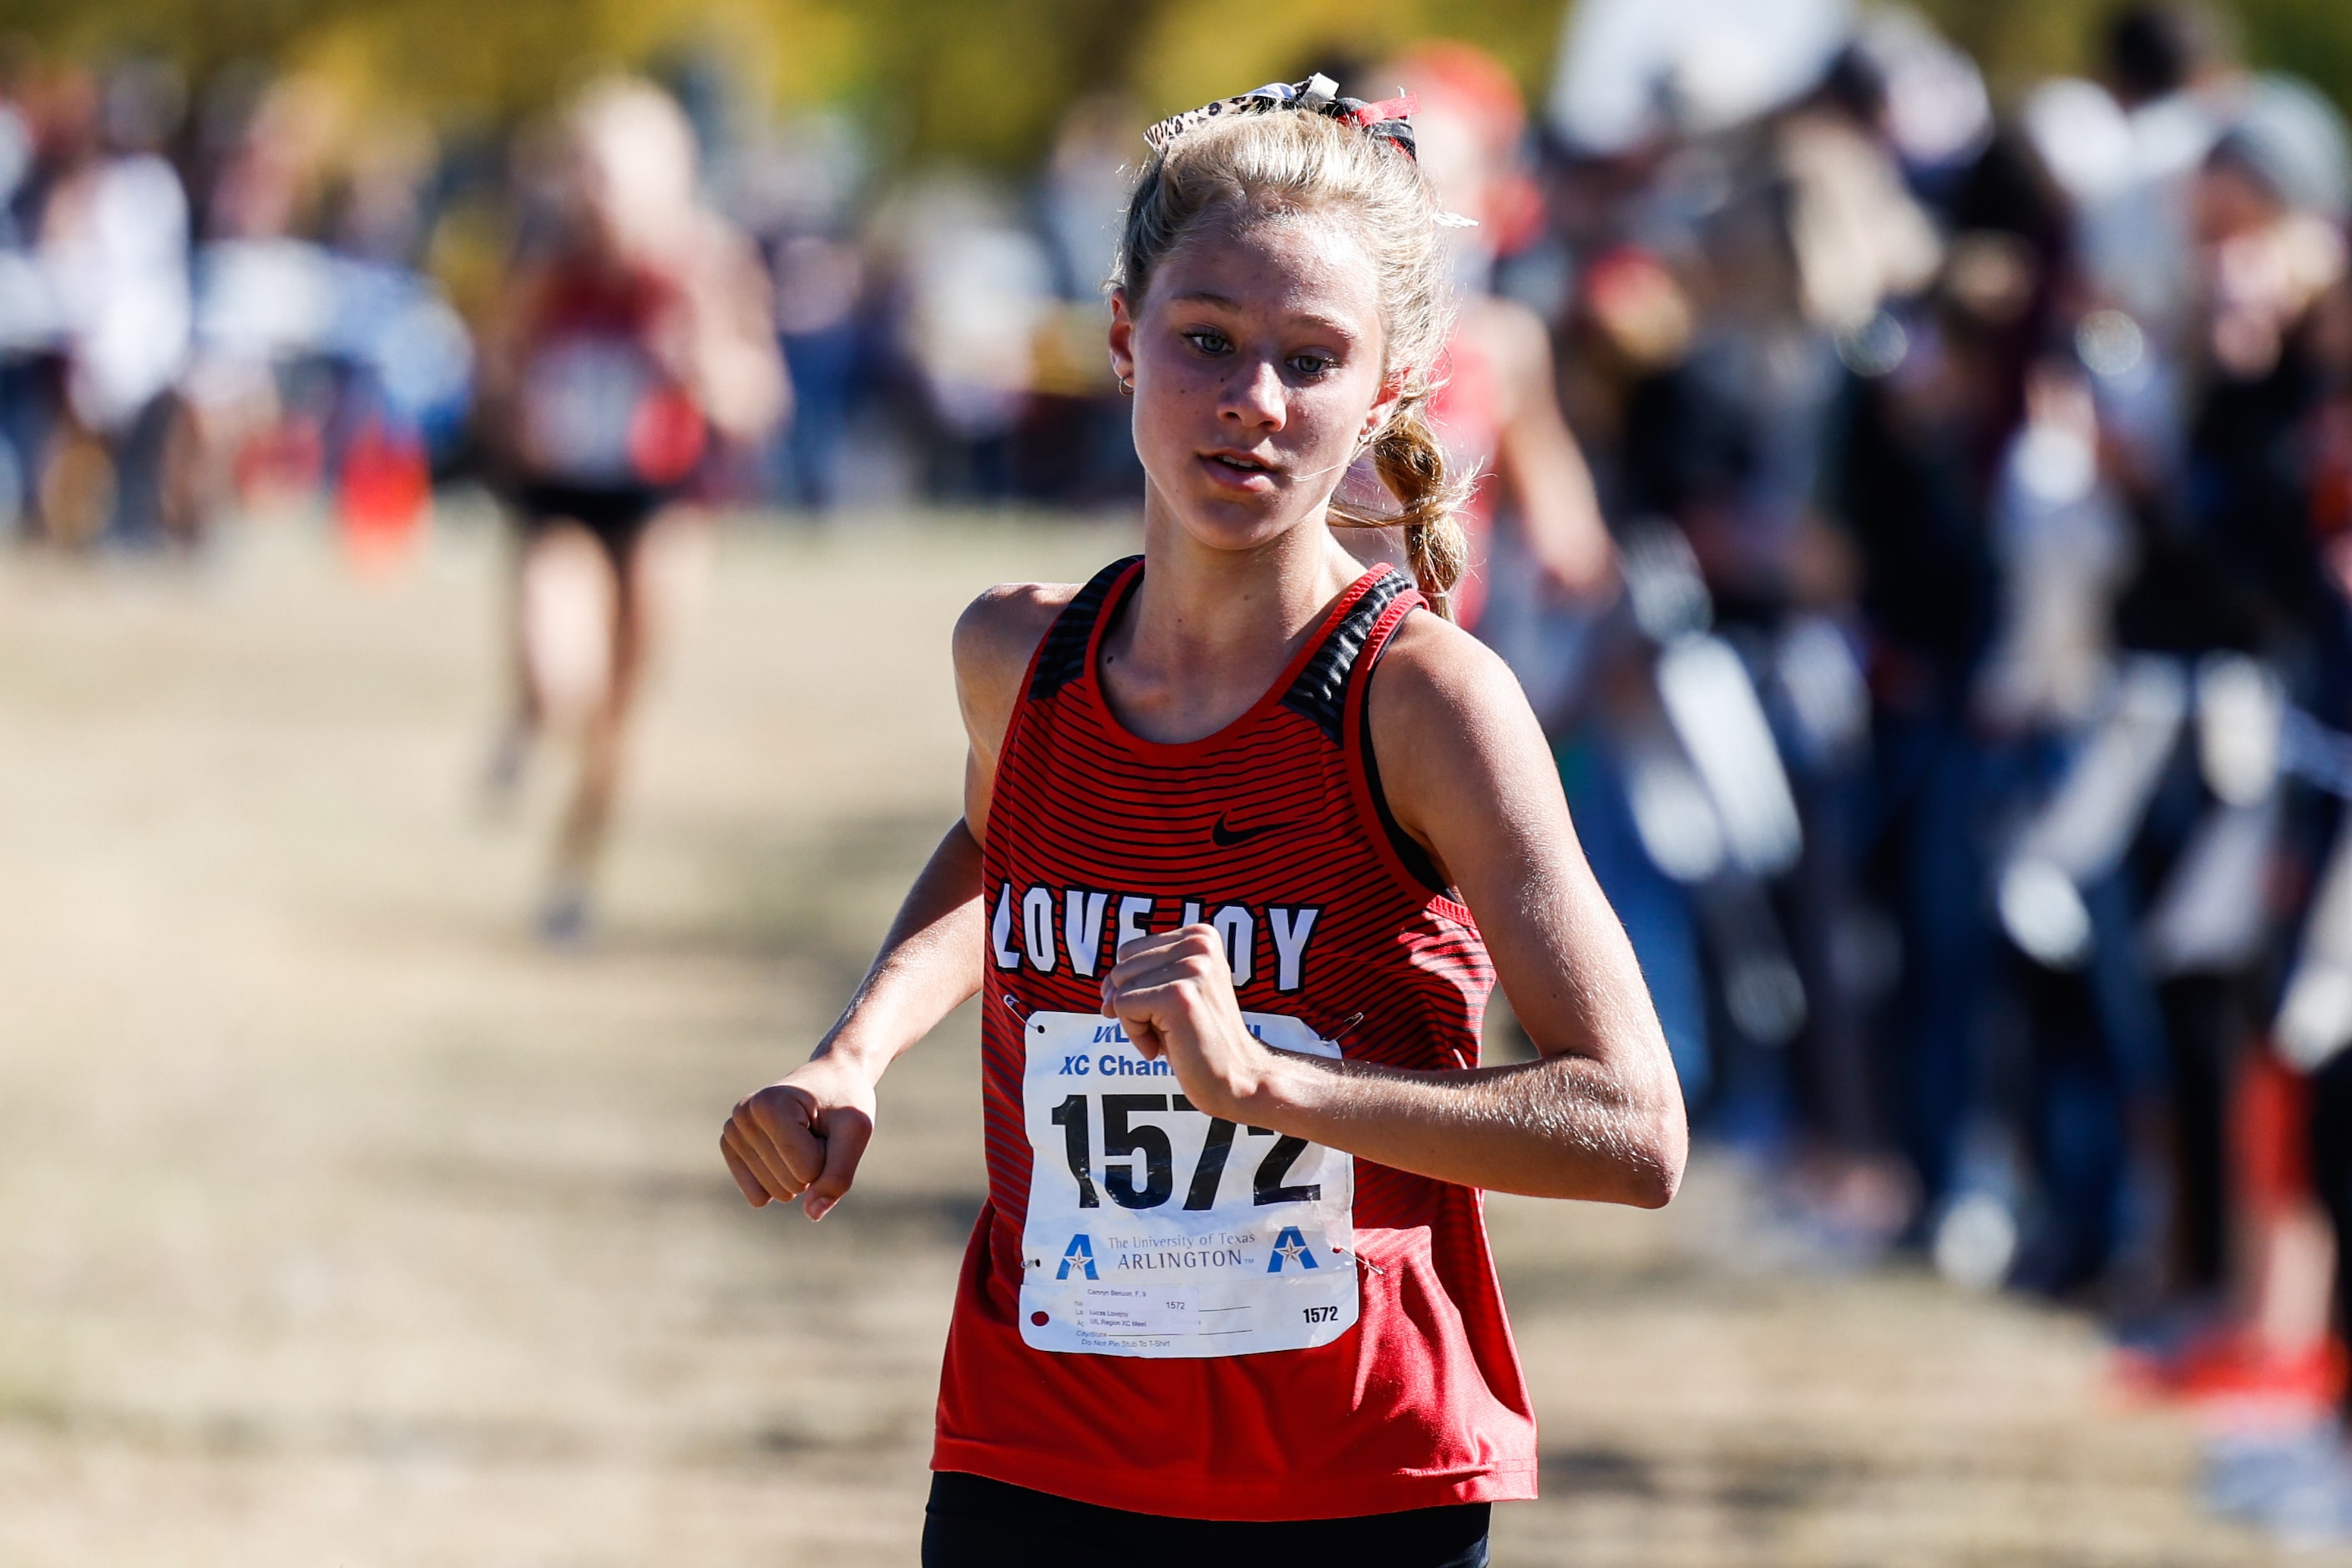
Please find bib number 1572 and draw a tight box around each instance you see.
[1046,1092,1322,1212]
[1016,1010,1359,1360]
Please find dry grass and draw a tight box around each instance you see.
[0,513,2324,1565]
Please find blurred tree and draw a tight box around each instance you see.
[8,0,2352,167]
[1916,0,2103,89]
[845,0,1179,164]
[1918,0,2352,119]
[0,0,1570,162]
[0,0,859,126]
[1130,0,1563,119]
[2238,0,2352,116]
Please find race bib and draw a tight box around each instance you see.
[1017,1010,1358,1358]
[518,336,668,486]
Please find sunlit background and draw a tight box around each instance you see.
[13,0,2352,1561]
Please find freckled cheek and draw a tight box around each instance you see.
[1127,395,1199,479]
[1128,374,1359,480]
[1130,373,1222,457]
[1278,400,1359,474]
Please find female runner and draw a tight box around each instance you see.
[721,77,1684,1566]
[480,79,785,941]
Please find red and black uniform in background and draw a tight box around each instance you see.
[502,259,706,564]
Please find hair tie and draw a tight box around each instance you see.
[1142,73,1424,161]
[1343,93,1419,159]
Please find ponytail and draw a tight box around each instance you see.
[1329,400,1473,620]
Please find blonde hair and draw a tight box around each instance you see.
[1112,107,1473,618]
[566,78,700,263]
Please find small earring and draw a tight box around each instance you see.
[1118,376,1135,397]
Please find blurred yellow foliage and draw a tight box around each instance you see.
[7,0,2352,164]
[0,0,1565,162]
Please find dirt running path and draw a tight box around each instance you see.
[0,518,2322,1565]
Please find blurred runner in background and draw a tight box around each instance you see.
[480,78,786,943]
[1360,43,1614,632]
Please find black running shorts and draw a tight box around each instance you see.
[920,1471,1493,1568]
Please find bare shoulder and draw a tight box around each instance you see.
[1364,605,1560,856]
[953,580,1079,685]
[953,581,1084,756]
[1366,605,1534,746]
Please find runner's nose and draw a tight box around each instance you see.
[1219,357,1287,432]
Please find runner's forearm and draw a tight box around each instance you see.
[1247,1050,1682,1208]
[815,820,985,1080]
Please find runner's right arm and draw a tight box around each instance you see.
[720,584,1069,1217]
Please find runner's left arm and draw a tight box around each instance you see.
[1100,615,1685,1208]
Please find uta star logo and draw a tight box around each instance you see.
[1266,1225,1318,1272]
[1056,1234,1098,1280]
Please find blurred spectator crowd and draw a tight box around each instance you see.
[1508,0,2352,1539]
[0,42,1159,559]
[18,0,2352,1540]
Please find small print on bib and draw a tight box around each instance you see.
[1017,1010,1358,1358]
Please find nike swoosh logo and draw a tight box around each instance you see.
[1211,813,1292,847]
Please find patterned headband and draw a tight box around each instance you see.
[1143,73,1420,161]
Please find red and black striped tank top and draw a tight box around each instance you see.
[932,555,1540,1520]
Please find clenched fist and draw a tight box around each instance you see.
[1100,923,1280,1124]
[721,1053,877,1220]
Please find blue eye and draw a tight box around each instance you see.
[1183,330,1231,356]
[1290,354,1338,378]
